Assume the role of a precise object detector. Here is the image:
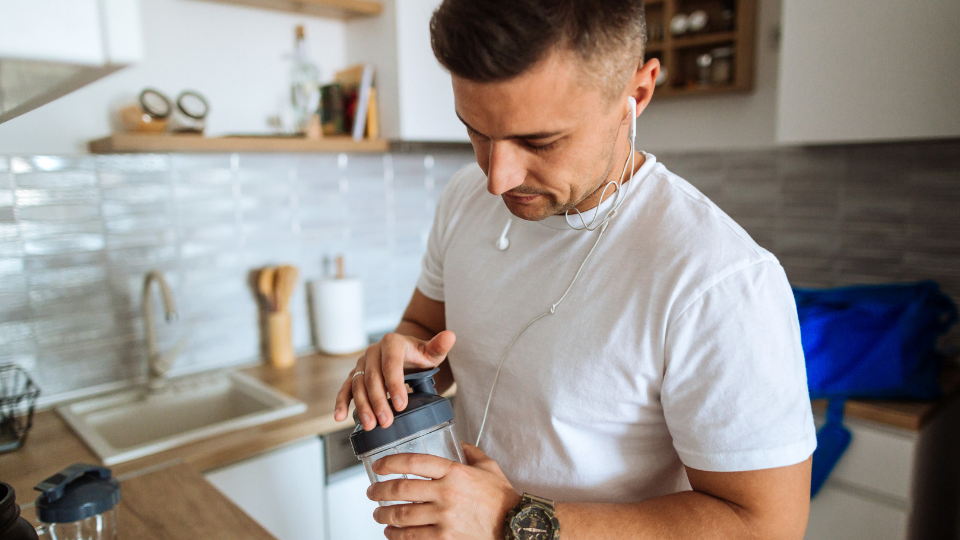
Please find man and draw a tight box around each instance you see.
[334,0,817,538]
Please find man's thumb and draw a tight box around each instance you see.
[424,330,456,360]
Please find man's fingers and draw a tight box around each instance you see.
[363,347,395,428]
[423,330,456,362]
[461,443,502,475]
[381,334,411,412]
[351,368,377,431]
[374,452,456,480]
[334,358,364,421]
[384,525,437,540]
[373,502,439,527]
[368,478,438,505]
[461,442,487,464]
[334,377,352,422]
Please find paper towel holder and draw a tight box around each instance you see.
[310,255,368,355]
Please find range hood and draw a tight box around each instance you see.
[0,0,143,125]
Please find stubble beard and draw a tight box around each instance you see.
[502,128,622,222]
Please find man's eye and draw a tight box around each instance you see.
[526,140,557,154]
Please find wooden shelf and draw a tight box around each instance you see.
[655,83,749,99]
[195,0,382,19]
[88,134,390,154]
[672,31,738,49]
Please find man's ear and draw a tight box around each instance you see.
[630,57,660,116]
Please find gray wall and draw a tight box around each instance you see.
[2,139,959,402]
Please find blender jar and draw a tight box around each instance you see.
[34,463,120,540]
[350,368,465,506]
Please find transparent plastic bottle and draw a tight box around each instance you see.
[34,464,120,540]
[289,25,321,133]
[351,369,466,506]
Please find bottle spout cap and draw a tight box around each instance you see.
[404,368,440,395]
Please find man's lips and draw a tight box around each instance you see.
[504,192,541,203]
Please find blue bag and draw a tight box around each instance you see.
[793,280,958,496]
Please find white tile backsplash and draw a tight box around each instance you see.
[0,149,476,400]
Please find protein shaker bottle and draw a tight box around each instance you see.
[350,368,465,506]
[34,463,120,540]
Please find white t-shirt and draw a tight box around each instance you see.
[416,153,817,503]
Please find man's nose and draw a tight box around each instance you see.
[486,141,526,196]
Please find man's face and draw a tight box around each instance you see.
[453,50,630,221]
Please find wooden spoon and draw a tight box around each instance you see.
[274,265,299,312]
[258,267,276,311]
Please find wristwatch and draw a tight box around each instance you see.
[504,493,560,540]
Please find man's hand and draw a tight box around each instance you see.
[368,444,522,540]
[334,329,456,431]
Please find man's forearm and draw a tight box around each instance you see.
[553,460,811,540]
[556,492,753,540]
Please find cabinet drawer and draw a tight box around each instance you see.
[816,416,916,501]
[805,483,908,540]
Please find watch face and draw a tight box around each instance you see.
[511,506,554,540]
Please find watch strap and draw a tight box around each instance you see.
[521,493,554,509]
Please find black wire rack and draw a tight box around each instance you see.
[0,364,40,453]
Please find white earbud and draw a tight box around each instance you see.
[628,96,637,146]
[496,219,512,250]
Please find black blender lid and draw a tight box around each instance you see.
[34,463,120,523]
[350,368,455,456]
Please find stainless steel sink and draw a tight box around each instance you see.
[58,371,306,465]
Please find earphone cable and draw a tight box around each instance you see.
[565,138,636,231]
[475,136,637,446]
[475,216,611,446]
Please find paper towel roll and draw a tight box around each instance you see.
[310,278,367,355]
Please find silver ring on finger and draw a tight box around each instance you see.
[352,370,365,381]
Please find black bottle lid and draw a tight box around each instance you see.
[350,368,455,456]
[0,482,39,540]
[34,463,120,524]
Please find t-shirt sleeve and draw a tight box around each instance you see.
[662,259,817,472]
[415,165,475,302]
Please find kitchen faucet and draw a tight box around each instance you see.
[142,270,183,391]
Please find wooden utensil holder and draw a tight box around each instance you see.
[265,310,295,369]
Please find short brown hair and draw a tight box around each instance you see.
[430,0,646,100]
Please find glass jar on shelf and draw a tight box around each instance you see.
[710,47,734,85]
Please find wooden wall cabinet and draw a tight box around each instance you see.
[643,0,757,98]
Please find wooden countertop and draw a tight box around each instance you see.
[0,352,358,505]
[811,364,960,431]
[3,350,958,526]
[119,462,275,539]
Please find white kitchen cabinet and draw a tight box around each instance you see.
[326,466,384,540]
[0,0,143,124]
[345,0,469,142]
[205,437,327,540]
[805,395,960,540]
[776,0,960,144]
[323,427,384,540]
[806,482,908,540]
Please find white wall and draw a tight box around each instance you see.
[777,0,960,144]
[0,0,347,154]
[638,0,782,153]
